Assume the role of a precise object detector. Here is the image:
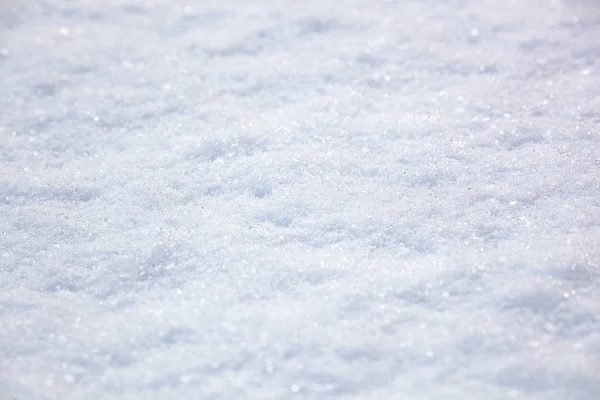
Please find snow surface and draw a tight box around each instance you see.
[1,0,600,399]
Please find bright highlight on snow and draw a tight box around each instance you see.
[1,0,599,399]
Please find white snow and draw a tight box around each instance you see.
[1,0,600,399]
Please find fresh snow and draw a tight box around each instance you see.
[1,0,600,399]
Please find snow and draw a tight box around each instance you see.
[1,0,600,399]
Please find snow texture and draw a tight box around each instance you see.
[1,0,600,399]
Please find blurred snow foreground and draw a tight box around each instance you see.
[1,0,600,398]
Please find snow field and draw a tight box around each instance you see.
[1,0,600,399]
